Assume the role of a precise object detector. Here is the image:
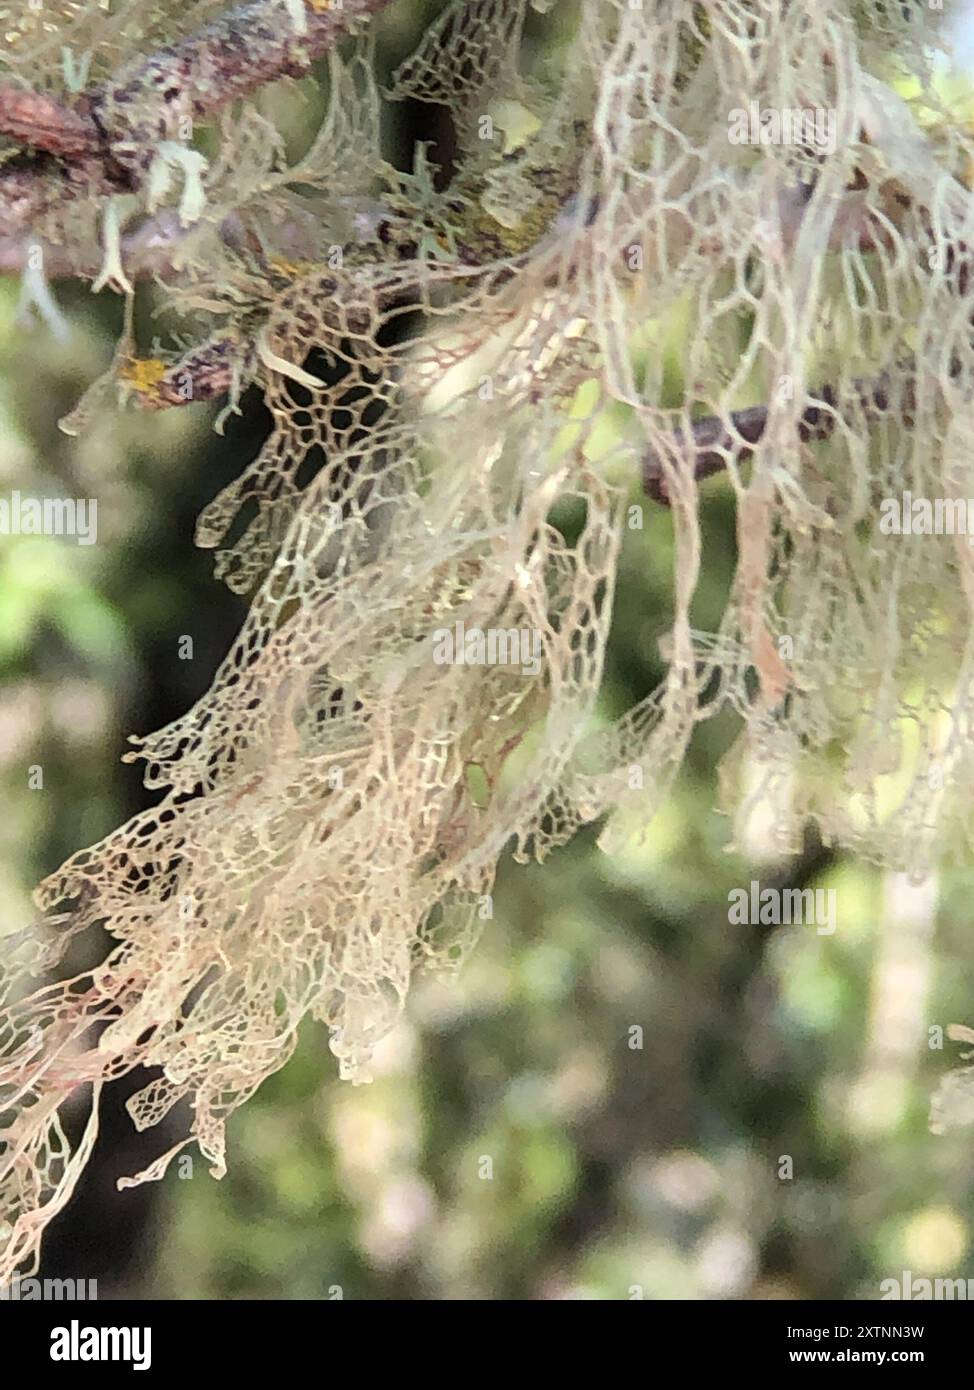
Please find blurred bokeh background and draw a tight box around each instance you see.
[3,0,974,1300]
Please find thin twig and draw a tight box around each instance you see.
[642,369,915,503]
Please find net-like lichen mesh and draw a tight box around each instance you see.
[4,0,974,1276]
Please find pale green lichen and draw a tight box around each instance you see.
[255,324,325,389]
[17,250,71,343]
[383,142,475,263]
[92,197,134,294]
[146,142,209,227]
[60,45,91,93]
[282,0,308,35]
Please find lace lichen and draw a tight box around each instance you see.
[3,0,974,1281]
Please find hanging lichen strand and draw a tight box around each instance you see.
[2,0,973,1277]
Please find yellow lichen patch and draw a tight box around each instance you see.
[267,256,314,286]
[462,196,556,256]
[119,356,168,401]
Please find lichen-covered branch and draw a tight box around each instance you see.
[0,0,398,251]
[85,0,397,177]
[0,85,101,160]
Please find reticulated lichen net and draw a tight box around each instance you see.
[4,0,974,1278]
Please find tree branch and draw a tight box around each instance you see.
[86,0,397,175]
[642,369,912,504]
[0,0,398,248]
[0,86,101,160]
